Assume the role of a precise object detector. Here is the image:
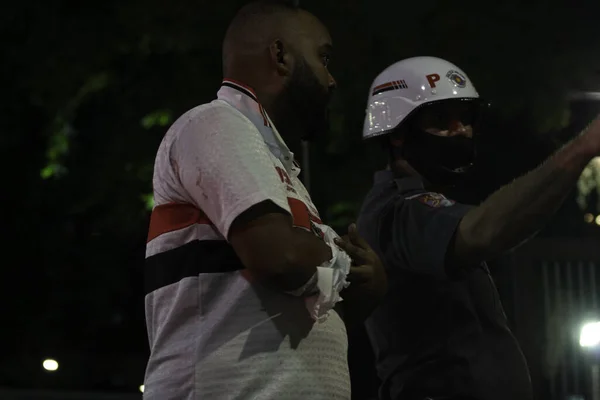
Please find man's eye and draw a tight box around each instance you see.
[322,55,331,67]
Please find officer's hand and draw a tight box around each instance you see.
[334,224,387,295]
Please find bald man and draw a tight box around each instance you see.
[142,1,386,399]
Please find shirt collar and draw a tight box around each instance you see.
[217,79,296,174]
[374,170,424,193]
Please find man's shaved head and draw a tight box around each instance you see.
[222,0,337,143]
[223,1,300,73]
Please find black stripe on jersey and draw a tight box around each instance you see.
[145,240,244,295]
[221,82,258,103]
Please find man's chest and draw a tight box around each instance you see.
[271,158,323,237]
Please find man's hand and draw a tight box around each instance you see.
[334,224,387,327]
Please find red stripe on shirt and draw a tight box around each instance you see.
[147,203,213,243]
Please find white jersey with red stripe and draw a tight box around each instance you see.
[143,81,351,400]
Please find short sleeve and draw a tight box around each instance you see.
[392,192,473,279]
[172,103,291,238]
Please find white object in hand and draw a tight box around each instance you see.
[305,224,352,322]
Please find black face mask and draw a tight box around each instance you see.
[398,128,475,186]
[393,98,487,186]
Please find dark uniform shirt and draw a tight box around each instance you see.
[357,171,532,400]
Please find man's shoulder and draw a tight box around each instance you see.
[176,99,253,129]
[165,100,259,147]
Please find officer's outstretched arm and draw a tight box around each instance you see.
[449,115,600,266]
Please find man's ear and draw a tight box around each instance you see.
[269,39,293,77]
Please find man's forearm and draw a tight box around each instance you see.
[456,134,594,262]
[273,227,332,293]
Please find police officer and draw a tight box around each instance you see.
[357,56,600,400]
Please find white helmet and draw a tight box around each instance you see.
[363,56,480,140]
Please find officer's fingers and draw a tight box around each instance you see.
[334,237,357,254]
[334,237,366,261]
[347,223,370,250]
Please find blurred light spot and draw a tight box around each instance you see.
[141,110,173,129]
[43,359,59,371]
[580,321,600,348]
[595,215,600,226]
[139,385,145,393]
[142,193,154,211]
[584,213,594,223]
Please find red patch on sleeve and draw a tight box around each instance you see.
[414,193,455,208]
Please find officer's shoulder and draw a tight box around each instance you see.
[403,191,457,209]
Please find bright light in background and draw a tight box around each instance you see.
[42,359,59,371]
[577,157,600,213]
[580,322,600,348]
[139,385,145,393]
[595,215,600,226]
[585,213,594,223]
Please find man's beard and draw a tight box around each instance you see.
[274,58,331,142]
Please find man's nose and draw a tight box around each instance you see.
[328,71,337,90]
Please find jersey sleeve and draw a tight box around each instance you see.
[391,192,473,279]
[171,103,291,239]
